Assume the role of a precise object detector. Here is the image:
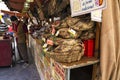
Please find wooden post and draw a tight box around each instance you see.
[92,22,101,80]
[94,23,101,58]
[1,10,28,18]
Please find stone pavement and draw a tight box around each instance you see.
[0,63,41,80]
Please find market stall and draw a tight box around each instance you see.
[0,0,103,79]
[27,0,104,80]
[29,34,99,80]
[1,0,120,80]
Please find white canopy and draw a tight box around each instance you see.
[0,1,10,15]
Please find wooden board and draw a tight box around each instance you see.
[59,56,99,69]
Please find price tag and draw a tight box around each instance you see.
[47,39,53,45]
[43,48,48,52]
[51,25,55,35]
[68,28,76,36]
[55,31,60,36]
[91,10,102,22]
[43,43,48,48]
[0,14,2,19]
[42,37,46,42]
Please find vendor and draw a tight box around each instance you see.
[10,16,29,65]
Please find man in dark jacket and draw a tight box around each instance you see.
[10,16,29,65]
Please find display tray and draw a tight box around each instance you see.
[59,56,99,69]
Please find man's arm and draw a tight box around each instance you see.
[12,23,18,37]
[23,23,29,45]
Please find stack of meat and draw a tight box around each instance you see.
[29,13,96,62]
[40,15,96,62]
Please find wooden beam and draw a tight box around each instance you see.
[92,22,101,80]
[1,10,28,18]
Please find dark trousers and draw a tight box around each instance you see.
[17,43,28,62]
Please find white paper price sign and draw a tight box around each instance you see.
[70,0,106,17]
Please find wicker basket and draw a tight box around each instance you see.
[49,43,85,63]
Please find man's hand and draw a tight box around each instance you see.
[13,33,18,37]
[26,39,29,46]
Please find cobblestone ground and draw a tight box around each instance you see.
[0,63,41,80]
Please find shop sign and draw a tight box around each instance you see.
[70,0,106,17]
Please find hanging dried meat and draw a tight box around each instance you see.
[54,19,68,29]
[47,0,56,16]
[43,0,70,17]
[80,27,96,40]
[54,38,82,46]
[63,15,94,31]
[66,16,80,26]
[56,28,81,39]
[69,21,95,31]
[53,43,82,53]
[54,15,94,31]
[55,0,70,15]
